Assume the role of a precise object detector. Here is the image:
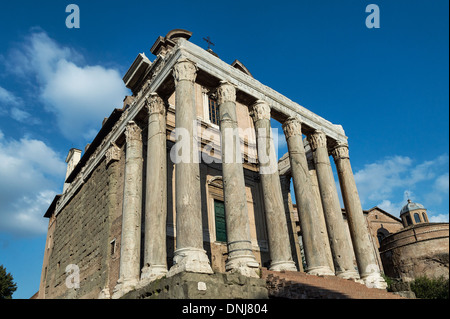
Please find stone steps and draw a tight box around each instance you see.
[261,268,404,299]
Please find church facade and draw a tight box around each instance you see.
[37,29,387,299]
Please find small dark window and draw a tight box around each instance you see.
[406,215,412,226]
[110,239,116,255]
[209,97,220,125]
[422,213,428,223]
[214,200,227,242]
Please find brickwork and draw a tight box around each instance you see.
[380,223,449,281]
[44,159,114,299]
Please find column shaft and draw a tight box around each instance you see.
[332,143,387,288]
[113,121,143,298]
[308,131,359,279]
[251,101,297,272]
[167,59,213,276]
[141,93,168,282]
[217,82,259,277]
[282,118,334,276]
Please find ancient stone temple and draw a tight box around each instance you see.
[37,29,387,299]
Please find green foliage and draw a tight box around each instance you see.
[0,265,17,299]
[382,274,394,292]
[410,276,449,299]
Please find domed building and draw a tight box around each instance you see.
[379,200,449,282]
[400,199,429,227]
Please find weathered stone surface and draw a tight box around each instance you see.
[308,130,358,279]
[121,272,268,299]
[112,121,143,298]
[168,59,213,276]
[43,159,112,299]
[380,223,449,282]
[141,93,168,283]
[218,81,259,278]
[332,143,386,289]
[251,101,297,272]
[282,118,333,277]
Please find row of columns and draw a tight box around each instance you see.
[112,58,385,297]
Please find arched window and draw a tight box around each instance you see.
[422,213,428,223]
[414,213,421,223]
[377,228,390,245]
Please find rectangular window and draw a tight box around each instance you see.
[209,97,220,126]
[214,200,227,242]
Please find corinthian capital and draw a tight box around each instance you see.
[216,81,236,105]
[250,100,271,122]
[308,130,327,151]
[145,93,166,116]
[125,121,142,142]
[106,143,121,165]
[282,117,302,139]
[331,142,349,160]
[173,58,197,84]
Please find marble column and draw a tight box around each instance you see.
[251,100,297,272]
[112,121,143,298]
[167,59,213,277]
[140,93,168,283]
[217,81,259,278]
[331,142,387,289]
[308,131,359,280]
[282,117,334,276]
[279,174,304,272]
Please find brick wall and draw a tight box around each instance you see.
[44,159,114,299]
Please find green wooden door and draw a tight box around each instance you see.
[214,200,227,243]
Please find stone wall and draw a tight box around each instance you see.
[43,158,114,299]
[380,223,449,282]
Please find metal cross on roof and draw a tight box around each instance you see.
[203,36,215,50]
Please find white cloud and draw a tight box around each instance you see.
[0,131,66,236]
[0,86,22,106]
[5,31,128,142]
[352,154,449,216]
[434,172,449,193]
[428,213,449,223]
[354,155,413,204]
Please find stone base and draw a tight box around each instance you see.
[336,270,360,281]
[306,266,335,277]
[225,256,260,278]
[167,247,214,277]
[362,272,388,290]
[139,264,168,286]
[269,260,298,272]
[121,272,268,299]
[111,278,138,299]
[98,288,111,299]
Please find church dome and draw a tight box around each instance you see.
[400,199,425,215]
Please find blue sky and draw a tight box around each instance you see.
[0,0,448,298]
